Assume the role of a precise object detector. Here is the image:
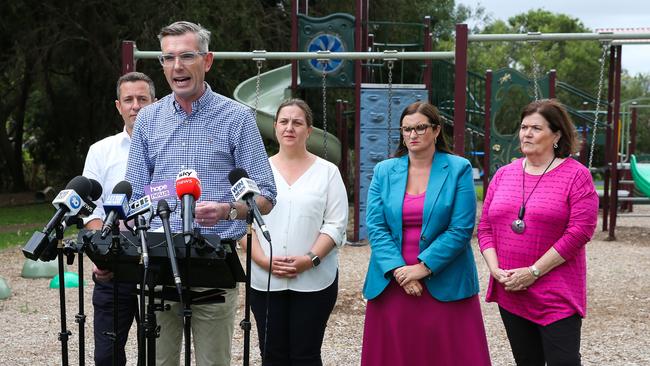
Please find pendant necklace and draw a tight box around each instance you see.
[511,156,557,234]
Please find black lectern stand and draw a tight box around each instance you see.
[80,230,246,365]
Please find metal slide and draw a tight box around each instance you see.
[233,64,342,165]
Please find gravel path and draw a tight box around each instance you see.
[1,207,649,365]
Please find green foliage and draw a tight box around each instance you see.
[469,10,605,94]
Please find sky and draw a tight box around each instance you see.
[456,0,650,75]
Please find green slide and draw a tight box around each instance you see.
[233,64,342,165]
[630,155,650,197]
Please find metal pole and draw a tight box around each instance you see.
[133,50,456,61]
[354,0,363,242]
[290,0,298,94]
[468,32,650,42]
[122,41,135,75]
[454,24,468,156]
[483,70,492,200]
[548,69,556,99]
[423,16,433,98]
[608,45,622,241]
[630,103,638,157]
[602,45,616,231]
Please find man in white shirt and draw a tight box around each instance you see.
[82,72,156,366]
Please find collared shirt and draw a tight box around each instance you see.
[82,128,131,223]
[125,83,276,240]
[251,157,348,292]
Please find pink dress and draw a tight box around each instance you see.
[361,192,491,366]
[477,158,598,325]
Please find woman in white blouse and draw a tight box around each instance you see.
[247,98,349,365]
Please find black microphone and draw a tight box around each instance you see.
[22,175,92,260]
[100,181,133,239]
[157,199,183,302]
[228,168,272,242]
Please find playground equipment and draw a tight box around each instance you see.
[49,272,83,289]
[0,277,10,299]
[630,155,650,198]
[21,258,62,278]
[120,1,650,241]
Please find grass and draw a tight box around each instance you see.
[0,203,78,251]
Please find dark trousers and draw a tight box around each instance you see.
[499,306,582,366]
[92,279,138,366]
[250,275,338,366]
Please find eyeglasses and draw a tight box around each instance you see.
[158,51,207,67]
[401,123,433,136]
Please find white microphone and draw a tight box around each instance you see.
[52,189,85,217]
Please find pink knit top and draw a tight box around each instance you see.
[477,158,598,326]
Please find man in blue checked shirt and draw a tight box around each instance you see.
[125,21,276,366]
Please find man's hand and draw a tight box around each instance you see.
[195,201,230,226]
[93,264,113,282]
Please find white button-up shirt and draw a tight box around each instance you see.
[82,128,131,223]
[251,157,349,292]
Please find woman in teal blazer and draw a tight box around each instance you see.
[360,101,491,366]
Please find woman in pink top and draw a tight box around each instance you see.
[478,99,598,366]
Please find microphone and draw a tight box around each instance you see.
[175,169,201,244]
[126,195,154,221]
[65,178,103,227]
[228,168,272,242]
[100,181,133,239]
[127,195,153,269]
[157,199,183,303]
[22,175,92,260]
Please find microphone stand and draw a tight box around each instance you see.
[55,224,72,366]
[107,224,123,366]
[240,209,254,366]
[63,217,88,366]
[135,215,150,366]
[158,203,187,364]
[182,229,196,366]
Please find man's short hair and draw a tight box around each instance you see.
[158,21,211,53]
[116,72,156,100]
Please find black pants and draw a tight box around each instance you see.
[499,306,582,366]
[92,279,138,366]
[250,275,338,366]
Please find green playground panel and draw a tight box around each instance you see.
[630,155,650,197]
[298,13,355,88]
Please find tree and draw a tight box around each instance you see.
[468,10,607,98]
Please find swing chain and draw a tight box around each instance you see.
[530,41,542,101]
[386,60,395,157]
[320,59,329,160]
[588,43,610,169]
[254,59,264,124]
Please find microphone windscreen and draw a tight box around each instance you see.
[157,198,170,213]
[65,176,92,199]
[112,180,133,200]
[88,179,103,200]
[228,168,248,185]
[175,170,202,200]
